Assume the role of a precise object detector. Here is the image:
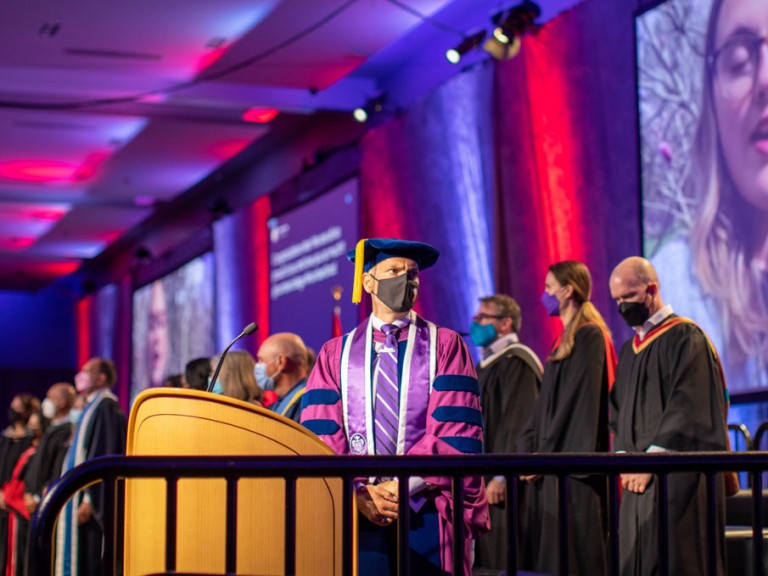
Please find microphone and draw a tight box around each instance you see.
[207,322,258,393]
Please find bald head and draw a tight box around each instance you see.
[260,333,309,369]
[611,257,658,287]
[257,333,309,398]
[610,257,664,324]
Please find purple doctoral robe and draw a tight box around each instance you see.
[301,312,490,574]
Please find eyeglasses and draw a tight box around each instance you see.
[472,313,507,322]
[709,34,768,100]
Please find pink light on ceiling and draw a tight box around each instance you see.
[197,46,229,72]
[0,151,111,184]
[39,261,81,274]
[75,152,111,181]
[0,161,78,183]
[211,138,252,160]
[26,207,69,221]
[99,231,122,244]
[0,236,36,250]
[242,107,279,124]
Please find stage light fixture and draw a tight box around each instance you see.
[484,0,540,60]
[492,26,511,45]
[446,30,486,64]
[353,107,368,123]
[483,34,522,61]
[353,94,386,123]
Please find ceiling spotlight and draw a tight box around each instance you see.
[446,30,487,64]
[353,107,368,123]
[353,94,386,123]
[483,0,541,60]
[483,35,522,61]
[491,1,541,43]
[492,26,511,45]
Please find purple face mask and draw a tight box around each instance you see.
[540,290,561,317]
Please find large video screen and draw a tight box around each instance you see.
[637,0,768,395]
[268,178,359,355]
[131,252,216,400]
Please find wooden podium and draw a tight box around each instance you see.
[124,388,348,575]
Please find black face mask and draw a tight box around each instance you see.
[619,301,650,327]
[7,408,21,426]
[372,274,418,313]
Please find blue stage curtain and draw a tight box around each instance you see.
[213,199,270,355]
[360,61,496,338]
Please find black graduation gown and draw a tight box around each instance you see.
[8,447,36,576]
[0,432,33,571]
[24,421,72,498]
[79,396,127,576]
[610,316,728,576]
[517,324,610,576]
[475,344,542,570]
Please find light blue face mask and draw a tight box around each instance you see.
[69,408,83,424]
[254,362,276,391]
[208,376,224,395]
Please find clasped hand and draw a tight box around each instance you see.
[356,479,399,525]
[621,473,653,494]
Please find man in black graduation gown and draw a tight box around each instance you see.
[23,382,76,515]
[55,358,126,576]
[609,257,729,576]
[471,294,543,571]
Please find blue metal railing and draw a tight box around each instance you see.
[27,452,768,576]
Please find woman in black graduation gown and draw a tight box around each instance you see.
[517,260,616,576]
[0,394,39,572]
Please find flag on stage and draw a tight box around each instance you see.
[332,305,342,338]
[331,285,343,338]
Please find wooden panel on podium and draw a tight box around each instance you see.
[124,388,348,576]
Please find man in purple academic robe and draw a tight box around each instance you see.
[301,238,490,575]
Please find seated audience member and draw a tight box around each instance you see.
[183,357,211,391]
[163,374,183,388]
[210,350,263,406]
[306,347,317,374]
[256,333,310,423]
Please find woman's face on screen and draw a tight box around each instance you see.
[712,0,768,211]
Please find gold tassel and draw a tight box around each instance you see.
[351,238,367,304]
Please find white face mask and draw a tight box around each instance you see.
[42,398,56,420]
[254,362,277,391]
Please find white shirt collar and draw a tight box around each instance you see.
[51,415,71,426]
[482,332,519,357]
[636,304,674,340]
[371,312,412,331]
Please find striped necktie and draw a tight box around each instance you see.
[374,322,404,455]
